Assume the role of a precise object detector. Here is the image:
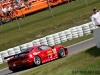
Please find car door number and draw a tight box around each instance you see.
[52,49,57,56]
[48,53,52,58]
[52,49,57,54]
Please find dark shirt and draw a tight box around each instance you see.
[24,0,28,2]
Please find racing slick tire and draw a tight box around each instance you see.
[34,56,41,66]
[11,68,18,72]
[58,48,66,58]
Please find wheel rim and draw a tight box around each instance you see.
[59,48,66,57]
[34,56,41,65]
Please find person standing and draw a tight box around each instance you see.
[16,0,22,8]
[23,0,30,9]
[91,8,100,28]
[7,5,13,22]
[0,14,2,25]
[1,5,7,22]
[0,6,3,25]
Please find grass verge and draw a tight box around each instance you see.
[0,62,8,70]
[0,34,93,70]
[0,0,99,51]
[20,46,100,75]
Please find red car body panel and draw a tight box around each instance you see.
[5,45,68,71]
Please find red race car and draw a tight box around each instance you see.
[4,45,68,72]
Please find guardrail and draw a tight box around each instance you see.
[0,22,94,64]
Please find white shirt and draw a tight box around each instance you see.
[16,0,21,3]
[7,6,12,11]
[91,12,100,26]
[2,7,7,13]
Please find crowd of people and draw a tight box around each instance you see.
[0,0,36,25]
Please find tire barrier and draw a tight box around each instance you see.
[7,48,15,56]
[52,33,61,44]
[70,27,78,38]
[0,50,9,61]
[0,53,3,64]
[46,35,55,46]
[39,37,48,45]
[13,46,21,54]
[0,58,3,64]
[0,22,94,64]
[64,29,73,40]
[0,53,1,58]
[20,44,27,50]
[58,31,67,42]
[32,39,41,46]
[26,42,34,48]
[76,26,84,37]
[82,23,91,35]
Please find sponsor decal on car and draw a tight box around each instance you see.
[52,49,57,53]
[33,52,40,55]
[47,50,52,54]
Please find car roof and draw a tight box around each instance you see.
[32,45,49,48]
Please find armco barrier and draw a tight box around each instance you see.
[0,22,94,64]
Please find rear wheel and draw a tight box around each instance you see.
[58,48,66,58]
[34,56,41,66]
[11,68,18,72]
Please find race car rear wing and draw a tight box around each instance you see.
[4,53,22,60]
[4,55,15,60]
[4,50,30,60]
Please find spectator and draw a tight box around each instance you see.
[91,8,100,28]
[1,0,6,2]
[31,0,36,2]
[31,0,36,4]
[11,0,18,9]
[23,0,30,9]
[15,0,22,9]
[10,3,18,18]
[0,14,2,25]
[0,0,2,1]
[1,5,7,21]
[7,5,12,21]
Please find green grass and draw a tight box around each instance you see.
[20,46,100,75]
[0,62,8,70]
[0,0,100,51]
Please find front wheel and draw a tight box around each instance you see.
[58,48,66,58]
[34,56,41,66]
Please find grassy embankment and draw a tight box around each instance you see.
[0,0,99,51]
